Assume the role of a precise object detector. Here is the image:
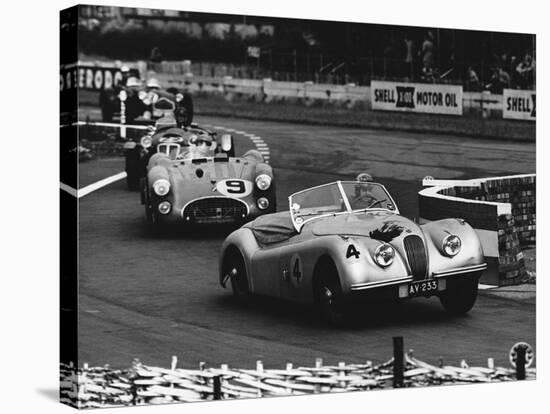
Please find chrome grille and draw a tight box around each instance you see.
[182,197,248,223]
[403,235,428,280]
[154,97,175,111]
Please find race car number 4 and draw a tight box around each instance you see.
[408,280,438,297]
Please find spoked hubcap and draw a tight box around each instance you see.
[323,286,334,304]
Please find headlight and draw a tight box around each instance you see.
[118,90,127,101]
[176,93,184,102]
[257,197,269,210]
[374,244,395,267]
[140,136,153,148]
[442,235,461,257]
[153,179,170,196]
[255,174,272,190]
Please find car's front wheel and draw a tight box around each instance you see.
[224,249,249,297]
[313,259,347,326]
[439,275,479,315]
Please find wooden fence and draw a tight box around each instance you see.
[60,337,535,409]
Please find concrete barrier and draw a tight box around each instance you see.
[419,174,535,286]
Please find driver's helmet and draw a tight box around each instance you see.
[126,76,141,88]
[146,78,162,89]
[185,134,216,159]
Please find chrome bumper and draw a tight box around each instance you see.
[349,263,487,292]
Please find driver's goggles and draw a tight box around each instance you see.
[191,139,213,147]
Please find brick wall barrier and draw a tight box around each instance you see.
[419,174,535,286]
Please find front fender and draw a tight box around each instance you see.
[218,228,259,287]
[421,219,485,275]
[327,236,410,294]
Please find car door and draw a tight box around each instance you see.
[248,246,282,298]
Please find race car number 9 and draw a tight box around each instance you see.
[216,179,253,198]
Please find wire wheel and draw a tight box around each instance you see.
[314,260,347,326]
[227,251,249,297]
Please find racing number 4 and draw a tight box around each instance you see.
[225,180,245,194]
[346,244,360,259]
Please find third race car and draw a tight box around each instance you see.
[99,73,193,126]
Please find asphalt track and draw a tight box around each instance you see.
[76,112,536,370]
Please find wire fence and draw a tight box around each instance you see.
[146,54,535,92]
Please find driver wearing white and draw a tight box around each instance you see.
[182,134,217,159]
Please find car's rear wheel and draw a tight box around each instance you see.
[225,249,249,297]
[125,149,142,191]
[439,275,479,315]
[313,259,347,326]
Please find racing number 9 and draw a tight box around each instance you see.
[226,180,245,194]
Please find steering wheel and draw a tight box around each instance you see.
[367,198,387,209]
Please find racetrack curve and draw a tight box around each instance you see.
[76,112,536,370]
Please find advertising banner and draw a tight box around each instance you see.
[59,63,138,91]
[503,89,536,121]
[371,81,463,115]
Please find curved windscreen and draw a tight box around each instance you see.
[290,183,346,224]
[289,181,397,231]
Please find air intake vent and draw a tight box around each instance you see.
[182,197,248,224]
[403,235,428,280]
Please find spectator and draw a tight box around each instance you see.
[485,66,511,94]
[465,66,480,91]
[150,46,163,63]
[419,31,435,75]
[515,53,535,89]
[403,35,414,79]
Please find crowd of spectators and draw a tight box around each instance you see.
[394,30,535,91]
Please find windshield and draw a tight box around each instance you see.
[290,183,346,224]
[289,181,397,231]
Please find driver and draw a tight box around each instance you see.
[182,134,217,159]
[146,78,162,90]
[349,183,378,210]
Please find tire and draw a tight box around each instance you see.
[313,259,347,326]
[145,204,163,236]
[125,149,142,191]
[439,276,479,315]
[224,249,249,297]
[143,185,162,236]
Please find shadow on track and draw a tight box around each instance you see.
[213,293,471,331]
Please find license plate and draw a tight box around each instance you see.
[404,279,439,298]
